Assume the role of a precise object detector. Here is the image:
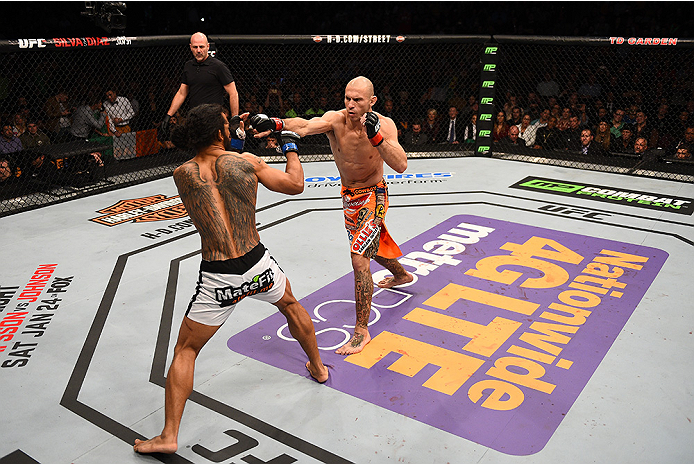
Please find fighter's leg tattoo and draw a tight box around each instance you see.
[354,268,373,330]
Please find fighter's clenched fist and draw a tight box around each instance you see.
[363,111,383,147]
[250,113,284,133]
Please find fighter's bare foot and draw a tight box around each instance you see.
[335,331,371,355]
[377,272,414,289]
[306,361,329,383]
[133,435,178,454]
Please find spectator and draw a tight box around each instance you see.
[43,90,72,142]
[610,108,625,138]
[674,127,694,155]
[674,146,691,160]
[463,113,477,143]
[556,107,572,132]
[19,120,50,149]
[532,107,550,126]
[12,113,27,137]
[503,95,519,119]
[103,88,135,137]
[70,96,108,140]
[459,95,477,122]
[492,110,509,142]
[634,110,653,146]
[246,94,263,114]
[381,99,396,120]
[284,92,307,118]
[624,104,639,124]
[441,106,460,144]
[578,127,604,156]
[422,108,442,143]
[551,104,562,121]
[676,110,691,135]
[497,125,526,151]
[594,119,616,152]
[508,106,523,126]
[401,121,428,146]
[613,124,636,154]
[264,133,279,149]
[533,116,562,150]
[564,115,583,151]
[632,136,659,159]
[517,114,537,147]
[305,96,329,118]
[0,123,23,156]
[634,136,652,157]
[525,97,541,122]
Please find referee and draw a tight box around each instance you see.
[161,32,239,135]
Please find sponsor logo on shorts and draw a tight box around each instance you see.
[215,269,275,306]
[351,219,380,254]
[511,176,694,215]
[343,196,371,210]
[90,194,188,226]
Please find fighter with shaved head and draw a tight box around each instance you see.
[251,76,414,355]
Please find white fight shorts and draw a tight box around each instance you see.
[185,242,287,326]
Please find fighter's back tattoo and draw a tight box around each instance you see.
[174,154,261,261]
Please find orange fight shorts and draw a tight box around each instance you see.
[342,179,402,259]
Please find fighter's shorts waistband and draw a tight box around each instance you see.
[341,179,386,197]
[200,243,266,275]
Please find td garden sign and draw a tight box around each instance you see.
[511,176,693,215]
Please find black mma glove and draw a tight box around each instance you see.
[276,131,300,156]
[228,115,246,152]
[250,113,284,133]
[364,112,383,147]
[158,114,171,141]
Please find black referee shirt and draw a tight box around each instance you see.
[181,57,234,109]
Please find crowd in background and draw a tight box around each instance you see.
[3,33,694,189]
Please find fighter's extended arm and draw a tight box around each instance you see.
[364,112,408,173]
[251,112,336,138]
[253,131,304,195]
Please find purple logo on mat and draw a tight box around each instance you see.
[227,215,668,455]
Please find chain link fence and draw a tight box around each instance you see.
[489,36,694,181]
[1,35,692,217]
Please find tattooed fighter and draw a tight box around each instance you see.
[134,104,328,455]
[251,76,414,355]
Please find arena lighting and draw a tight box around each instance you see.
[81,1,127,33]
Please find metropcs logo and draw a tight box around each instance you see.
[228,215,668,455]
[511,176,694,215]
[304,172,453,183]
[90,194,188,226]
